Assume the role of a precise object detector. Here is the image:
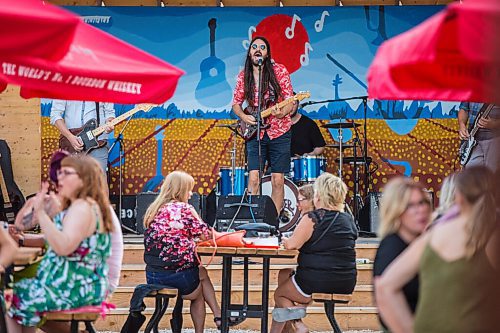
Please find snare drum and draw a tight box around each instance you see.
[293,156,327,183]
[261,175,299,231]
[218,167,247,196]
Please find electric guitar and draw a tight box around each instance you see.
[59,103,155,154]
[459,103,494,166]
[238,92,310,141]
[0,155,14,223]
[0,140,25,223]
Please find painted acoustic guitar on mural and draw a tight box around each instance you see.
[238,91,310,141]
[195,18,232,108]
[459,103,494,166]
[59,104,155,154]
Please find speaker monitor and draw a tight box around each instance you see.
[215,195,278,231]
[358,190,434,235]
[109,195,137,233]
[135,192,204,234]
[358,192,382,235]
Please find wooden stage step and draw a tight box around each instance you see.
[94,306,379,332]
[103,236,380,331]
[118,263,375,286]
[110,284,374,308]
[121,240,379,264]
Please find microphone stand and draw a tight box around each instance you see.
[256,59,264,196]
[108,113,136,233]
[300,95,369,108]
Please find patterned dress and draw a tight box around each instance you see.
[8,209,111,326]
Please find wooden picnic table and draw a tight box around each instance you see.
[197,246,298,333]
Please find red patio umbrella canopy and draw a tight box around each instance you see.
[1,16,184,104]
[0,0,79,61]
[367,0,500,104]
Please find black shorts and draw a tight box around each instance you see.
[247,131,291,174]
[294,269,356,296]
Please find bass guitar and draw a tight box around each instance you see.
[59,103,155,154]
[459,103,494,166]
[238,91,310,141]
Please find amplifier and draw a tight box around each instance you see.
[109,195,137,234]
[215,195,277,230]
[135,192,205,234]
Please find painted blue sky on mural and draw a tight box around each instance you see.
[41,6,460,120]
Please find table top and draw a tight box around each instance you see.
[14,247,43,266]
[197,246,298,257]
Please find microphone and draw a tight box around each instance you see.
[257,57,263,66]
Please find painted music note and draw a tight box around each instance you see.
[315,11,330,32]
[285,14,301,40]
[242,26,257,49]
[300,42,313,66]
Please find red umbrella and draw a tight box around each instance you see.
[367,0,500,104]
[0,0,79,61]
[1,14,184,104]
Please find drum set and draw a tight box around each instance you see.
[214,119,368,231]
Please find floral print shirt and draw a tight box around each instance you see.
[232,62,294,140]
[144,201,209,272]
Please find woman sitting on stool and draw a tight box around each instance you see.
[143,171,222,333]
[271,172,358,333]
[7,155,113,333]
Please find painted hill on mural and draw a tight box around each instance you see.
[41,100,457,120]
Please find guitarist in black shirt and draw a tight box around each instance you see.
[458,102,500,172]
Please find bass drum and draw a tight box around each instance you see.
[261,175,300,232]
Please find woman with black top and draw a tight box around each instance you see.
[270,172,358,333]
[372,177,432,332]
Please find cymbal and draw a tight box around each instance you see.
[335,156,373,164]
[325,144,355,150]
[215,122,238,129]
[322,122,360,129]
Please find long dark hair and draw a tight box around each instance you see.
[243,36,282,106]
[455,166,496,258]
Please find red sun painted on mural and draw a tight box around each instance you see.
[252,14,309,74]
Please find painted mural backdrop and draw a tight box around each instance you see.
[41,6,460,203]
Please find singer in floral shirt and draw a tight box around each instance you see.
[232,36,295,220]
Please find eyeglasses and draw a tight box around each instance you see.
[56,169,78,178]
[251,43,266,50]
[406,199,430,210]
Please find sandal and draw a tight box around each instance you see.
[214,316,241,329]
[272,307,306,322]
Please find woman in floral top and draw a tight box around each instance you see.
[143,171,221,332]
[7,155,112,333]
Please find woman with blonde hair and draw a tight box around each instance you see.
[143,171,222,332]
[270,173,358,333]
[376,166,499,333]
[372,177,432,331]
[7,155,112,333]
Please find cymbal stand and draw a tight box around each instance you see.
[337,123,344,179]
[230,130,237,195]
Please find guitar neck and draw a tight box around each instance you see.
[0,159,11,205]
[92,105,146,137]
[469,104,494,137]
[260,97,297,119]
